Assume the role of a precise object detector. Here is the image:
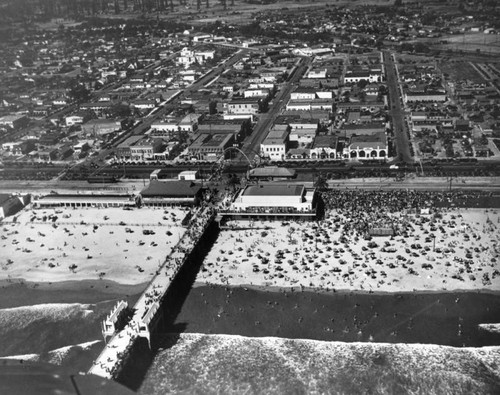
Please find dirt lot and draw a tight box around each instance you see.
[439,60,486,83]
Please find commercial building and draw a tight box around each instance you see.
[33,194,136,209]
[344,132,387,159]
[139,180,202,206]
[247,167,296,181]
[187,133,235,161]
[130,138,166,161]
[82,119,124,135]
[404,89,447,103]
[224,99,259,116]
[260,128,289,161]
[0,194,27,219]
[222,184,317,220]
[310,135,338,159]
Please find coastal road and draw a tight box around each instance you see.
[3,175,500,195]
[383,51,412,163]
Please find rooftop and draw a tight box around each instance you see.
[140,181,202,197]
[242,184,304,197]
[248,167,296,178]
[190,133,233,148]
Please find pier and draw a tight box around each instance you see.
[88,206,215,379]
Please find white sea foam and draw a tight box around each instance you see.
[0,303,95,332]
[0,354,39,362]
[142,333,500,394]
[0,340,102,366]
[46,340,102,365]
[479,323,500,334]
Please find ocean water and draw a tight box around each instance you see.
[140,333,500,395]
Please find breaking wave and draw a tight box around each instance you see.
[0,340,102,366]
[140,333,500,394]
[0,303,95,332]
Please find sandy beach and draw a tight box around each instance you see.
[197,208,500,292]
[1,207,189,285]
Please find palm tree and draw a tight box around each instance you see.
[314,173,328,191]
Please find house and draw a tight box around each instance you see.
[1,140,35,156]
[37,148,59,162]
[0,114,29,129]
[344,71,381,84]
[66,114,86,126]
[176,47,215,67]
[132,99,157,110]
[82,119,123,135]
[79,102,114,118]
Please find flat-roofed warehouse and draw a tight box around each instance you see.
[224,184,317,220]
[247,166,296,181]
[139,181,202,207]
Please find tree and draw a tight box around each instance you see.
[314,173,328,191]
[109,103,131,117]
[208,100,218,115]
[226,173,240,192]
[68,84,91,103]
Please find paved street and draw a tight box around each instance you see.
[240,57,311,162]
[383,51,412,163]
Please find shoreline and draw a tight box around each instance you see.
[0,278,148,309]
[0,278,149,295]
[1,277,499,304]
[192,281,500,296]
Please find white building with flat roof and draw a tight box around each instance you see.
[260,128,289,161]
[229,184,316,217]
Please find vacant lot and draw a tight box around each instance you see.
[440,60,486,83]
[437,33,500,55]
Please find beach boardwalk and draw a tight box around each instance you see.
[88,207,215,379]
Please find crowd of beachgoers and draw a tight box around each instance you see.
[197,190,500,292]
